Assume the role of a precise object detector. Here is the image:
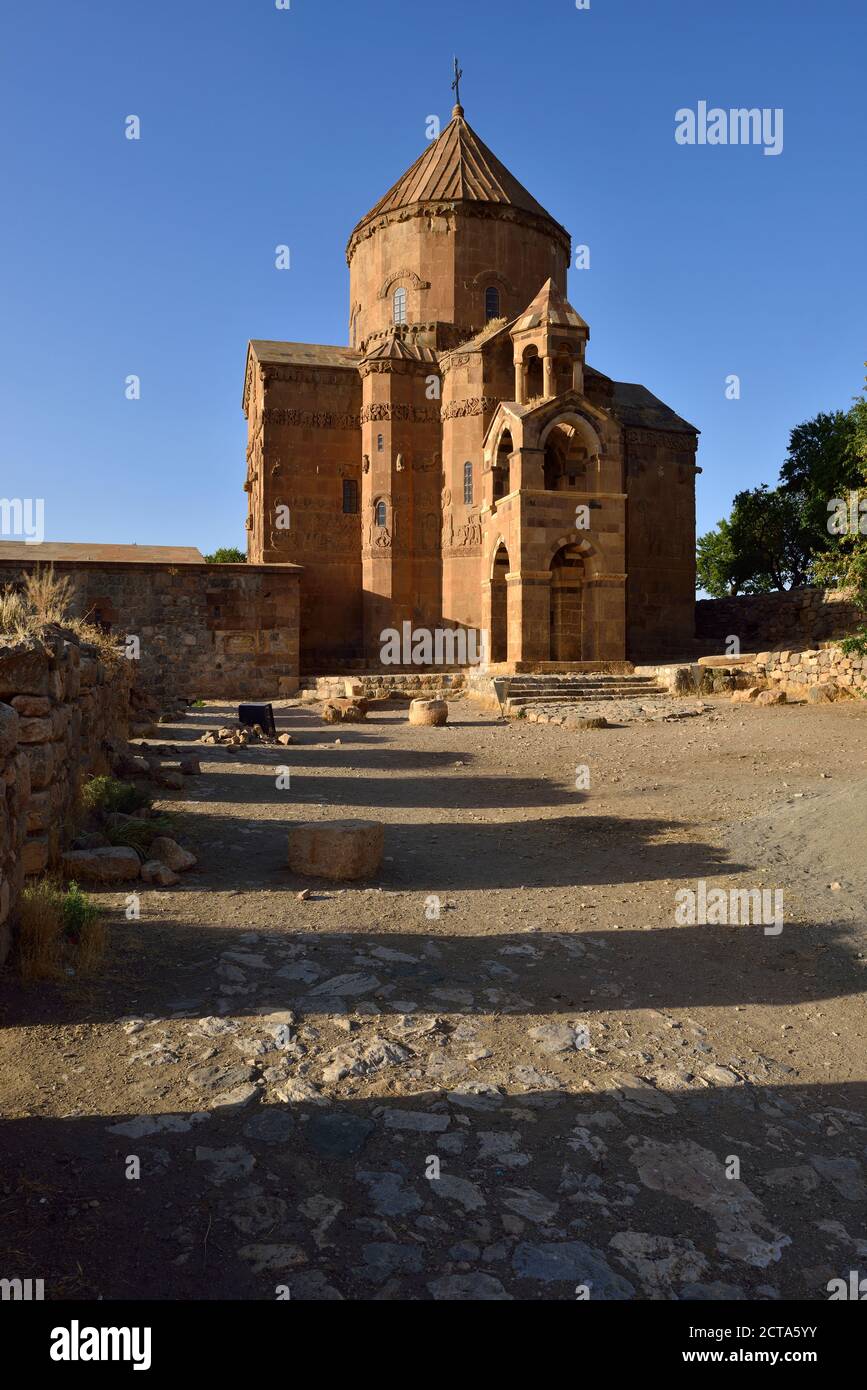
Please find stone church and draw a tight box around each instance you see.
[243,100,699,673]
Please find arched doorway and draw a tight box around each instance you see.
[549,545,584,662]
[524,349,543,401]
[493,429,512,502]
[543,420,589,492]
[490,543,510,663]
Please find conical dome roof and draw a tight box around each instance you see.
[351,107,567,239]
[512,278,589,334]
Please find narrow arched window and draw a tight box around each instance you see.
[393,287,407,325]
[342,479,358,514]
[463,461,473,505]
[375,500,387,528]
[377,433,384,452]
[485,286,500,321]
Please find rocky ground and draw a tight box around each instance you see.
[1,694,865,1301]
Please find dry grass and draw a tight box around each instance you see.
[456,317,508,351]
[17,877,107,980]
[0,566,123,666]
[0,565,73,638]
[17,880,64,980]
[67,615,125,668]
[23,566,75,623]
[76,911,108,974]
[0,586,29,637]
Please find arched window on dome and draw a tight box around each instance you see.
[463,461,473,506]
[375,500,387,528]
[485,286,501,321]
[393,287,407,326]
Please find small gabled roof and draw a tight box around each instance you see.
[362,335,439,366]
[351,107,568,239]
[512,279,589,335]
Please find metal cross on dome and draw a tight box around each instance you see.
[451,56,463,108]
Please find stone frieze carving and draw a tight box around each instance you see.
[264,407,359,431]
[360,403,440,425]
[624,428,698,450]
[377,269,432,298]
[441,511,482,555]
[262,366,355,388]
[346,200,570,262]
[363,525,393,553]
[441,396,500,421]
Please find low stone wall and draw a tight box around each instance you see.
[0,630,131,965]
[639,644,867,701]
[306,672,466,702]
[753,646,867,699]
[0,558,302,705]
[696,587,863,649]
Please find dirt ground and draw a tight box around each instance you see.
[1,694,865,1301]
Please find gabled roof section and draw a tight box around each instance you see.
[351,107,568,240]
[244,340,363,413]
[611,381,699,434]
[512,278,589,335]
[362,335,439,366]
[249,340,362,370]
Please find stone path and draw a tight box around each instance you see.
[1,698,865,1300]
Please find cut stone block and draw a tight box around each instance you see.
[61,847,141,882]
[288,819,384,881]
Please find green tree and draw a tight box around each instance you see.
[697,487,813,595]
[727,485,814,591]
[204,547,246,564]
[696,517,742,596]
[813,373,867,650]
[779,408,861,553]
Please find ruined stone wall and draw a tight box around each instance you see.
[695,587,864,649]
[0,632,131,964]
[0,561,302,703]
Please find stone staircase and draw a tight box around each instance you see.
[503,671,666,713]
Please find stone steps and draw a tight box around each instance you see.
[504,673,666,711]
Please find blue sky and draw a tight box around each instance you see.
[1,0,864,554]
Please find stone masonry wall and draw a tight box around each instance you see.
[696,586,864,649]
[0,560,302,705]
[642,644,867,701]
[753,645,867,699]
[0,630,131,965]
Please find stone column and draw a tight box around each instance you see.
[543,356,555,399]
[514,359,524,404]
[572,355,584,394]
